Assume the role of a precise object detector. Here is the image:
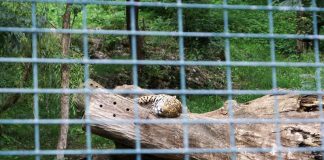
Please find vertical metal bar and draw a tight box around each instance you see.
[223,0,236,159]
[267,0,282,160]
[81,2,92,160]
[129,0,142,159]
[311,1,324,160]
[176,0,189,160]
[32,2,40,160]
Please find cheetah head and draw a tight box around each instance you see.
[155,97,182,118]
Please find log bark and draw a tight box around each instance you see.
[76,81,323,160]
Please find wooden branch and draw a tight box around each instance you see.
[76,81,323,160]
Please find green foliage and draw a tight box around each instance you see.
[0,3,32,27]
[186,38,225,61]
[0,3,32,56]
[228,0,267,5]
[0,3,86,159]
[87,5,125,30]
[140,65,180,89]
[229,10,269,33]
[231,38,270,61]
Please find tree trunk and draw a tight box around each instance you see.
[296,11,309,54]
[296,0,313,54]
[56,4,71,160]
[75,81,324,160]
[316,0,324,51]
[126,0,144,60]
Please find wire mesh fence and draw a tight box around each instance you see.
[0,0,324,160]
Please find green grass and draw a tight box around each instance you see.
[229,38,320,103]
[187,96,224,113]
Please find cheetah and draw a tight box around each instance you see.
[136,94,182,118]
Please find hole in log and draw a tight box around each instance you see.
[126,108,130,111]
[113,102,117,105]
[99,104,103,108]
[113,114,116,117]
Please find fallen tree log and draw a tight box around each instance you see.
[76,80,323,160]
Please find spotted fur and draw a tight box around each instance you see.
[137,94,182,118]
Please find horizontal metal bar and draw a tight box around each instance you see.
[0,88,323,95]
[0,118,323,125]
[1,0,324,12]
[0,147,323,156]
[1,58,324,68]
[0,27,323,39]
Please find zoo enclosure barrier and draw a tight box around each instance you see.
[0,0,324,160]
